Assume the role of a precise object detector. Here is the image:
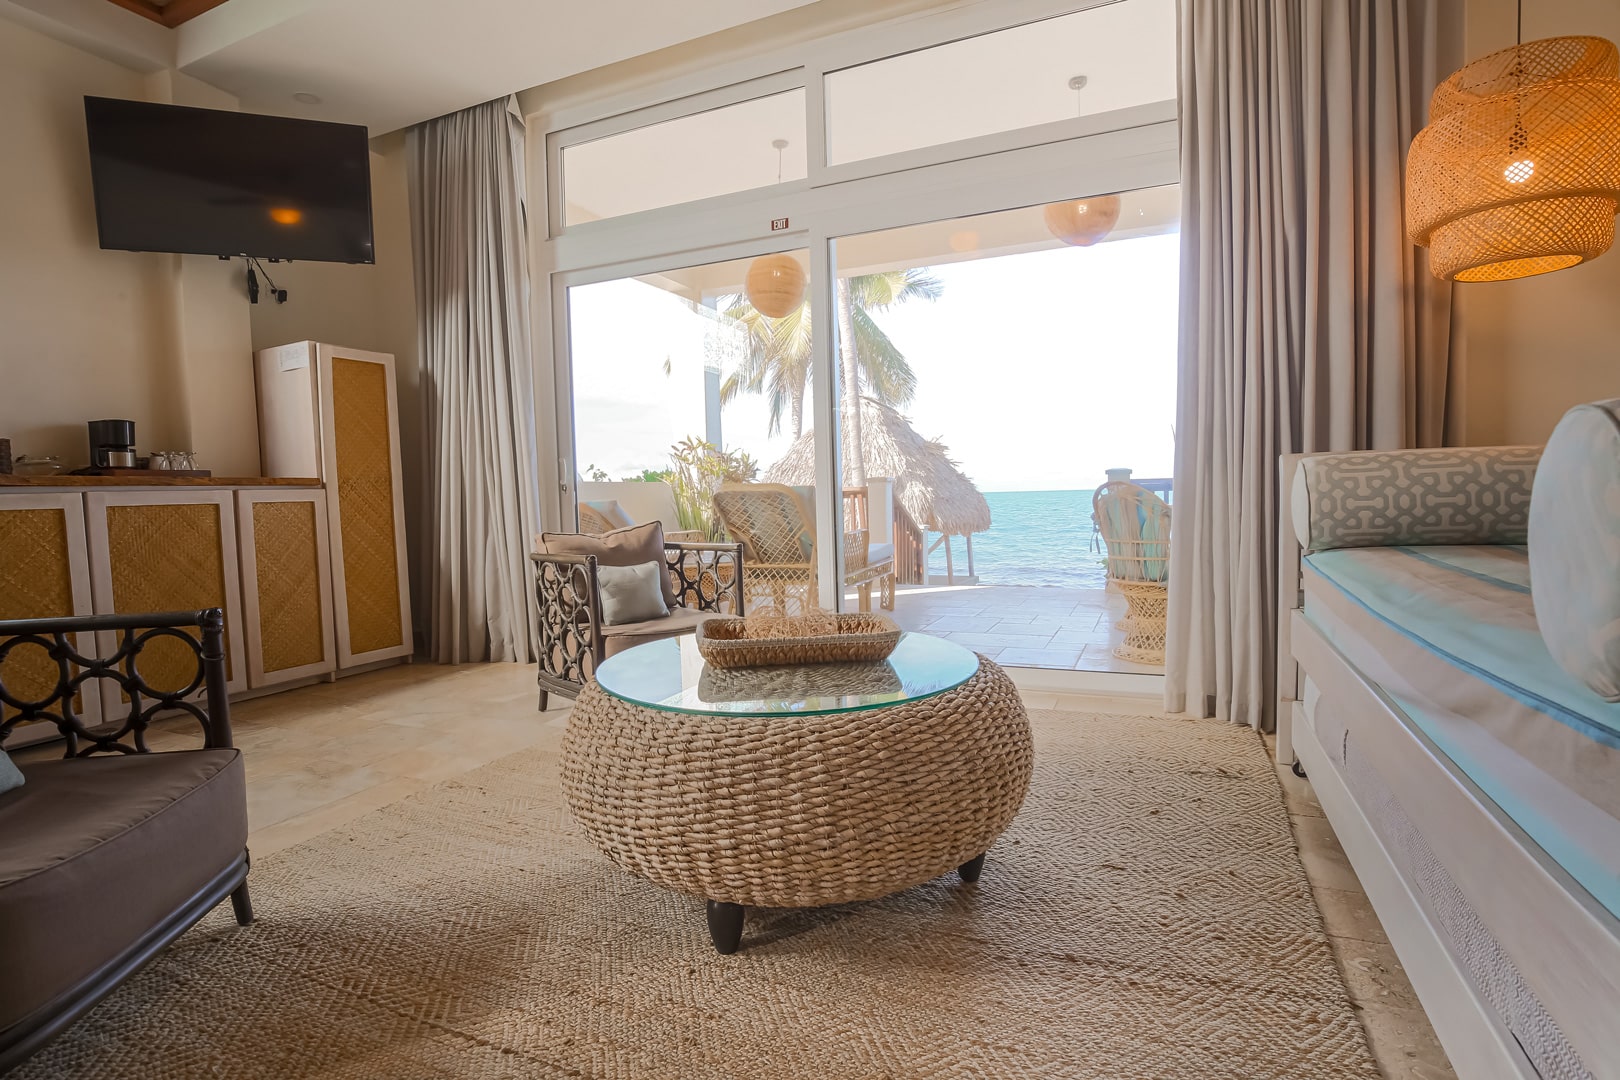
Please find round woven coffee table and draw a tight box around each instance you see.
[563,633,1034,953]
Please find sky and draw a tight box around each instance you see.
[569,230,1180,493]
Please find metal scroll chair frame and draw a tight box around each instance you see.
[531,540,744,711]
[0,609,252,1071]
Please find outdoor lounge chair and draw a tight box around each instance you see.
[1092,480,1171,664]
[576,495,705,543]
[711,483,895,615]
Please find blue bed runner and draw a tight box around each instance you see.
[1304,545,1620,918]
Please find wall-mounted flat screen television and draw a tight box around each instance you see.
[84,96,374,264]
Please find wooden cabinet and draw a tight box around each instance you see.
[84,490,248,704]
[256,341,413,668]
[0,494,100,742]
[237,489,336,687]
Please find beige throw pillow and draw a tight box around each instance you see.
[538,520,677,608]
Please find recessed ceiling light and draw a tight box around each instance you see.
[292,92,323,105]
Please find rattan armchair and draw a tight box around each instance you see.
[710,483,896,616]
[1092,481,1171,664]
[531,540,743,711]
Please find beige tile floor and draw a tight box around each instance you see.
[17,663,1450,1077]
[856,583,1164,675]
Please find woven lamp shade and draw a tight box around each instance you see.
[1043,195,1122,247]
[744,253,807,318]
[1406,36,1620,282]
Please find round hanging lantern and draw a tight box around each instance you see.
[1043,195,1122,247]
[1406,36,1620,282]
[744,253,807,318]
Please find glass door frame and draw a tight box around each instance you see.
[532,0,1181,621]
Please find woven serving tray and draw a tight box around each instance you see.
[695,612,902,668]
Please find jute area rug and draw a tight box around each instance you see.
[20,707,1379,1080]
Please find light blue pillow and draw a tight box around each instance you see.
[0,749,23,797]
[597,560,670,626]
[1529,398,1620,701]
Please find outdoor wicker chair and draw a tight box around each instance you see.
[1092,480,1171,664]
[531,532,743,711]
[710,483,895,615]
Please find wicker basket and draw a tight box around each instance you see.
[695,612,901,668]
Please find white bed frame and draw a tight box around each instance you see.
[1276,453,1620,1080]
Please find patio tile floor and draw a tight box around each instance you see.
[847,583,1165,675]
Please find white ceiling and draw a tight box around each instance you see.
[2,0,821,134]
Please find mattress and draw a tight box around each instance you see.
[1302,545,1620,919]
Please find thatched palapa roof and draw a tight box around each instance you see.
[764,398,991,537]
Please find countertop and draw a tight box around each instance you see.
[0,475,320,488]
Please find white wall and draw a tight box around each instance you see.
[0,16,189,467]
[1458,0,1620,445]
[0,13,417,487]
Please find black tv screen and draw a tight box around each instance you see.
[84,97,374,264]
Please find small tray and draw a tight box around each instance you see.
[695,612,901,668]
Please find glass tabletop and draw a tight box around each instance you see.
[593,631,981,716]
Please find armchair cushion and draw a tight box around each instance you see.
[597,561,670,626]
[601,608,717,659]
[539,521,678,608]
[1530,399,1620,701]
[579,500,634,535]
[0,749,246,1032]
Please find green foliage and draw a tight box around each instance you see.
[584,464,610,482]
[717,268,942,438]
[623,467,672,484]
[666,437,757,540]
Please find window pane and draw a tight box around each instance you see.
[563,90,807,225]
[825,0,1176,166]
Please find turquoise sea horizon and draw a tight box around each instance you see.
[924,489,1108,590]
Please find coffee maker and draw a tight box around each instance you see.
[88,419,137,469]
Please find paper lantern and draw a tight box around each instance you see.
[1406,36,1620,282]
[745,254,807,318]
[1043,195,1122,247]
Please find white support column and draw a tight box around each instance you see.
[810,232,841,613]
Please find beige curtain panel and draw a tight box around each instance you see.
[1168,0,1460,729]
[409,97,542,663]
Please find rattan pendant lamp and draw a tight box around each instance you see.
[744,254,806,318]
[1406,14,1620,282]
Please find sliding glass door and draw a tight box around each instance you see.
[564,250,834,616]
[827,186,1180,673]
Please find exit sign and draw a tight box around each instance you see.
[771,217,790,231]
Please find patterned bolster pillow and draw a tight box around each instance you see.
[1529,399,1620,702]
[1291,446,1542,553]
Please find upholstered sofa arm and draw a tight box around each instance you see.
[1291,446,1542,553]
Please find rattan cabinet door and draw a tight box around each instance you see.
[84,491,249,709]
[237,489,336,688]
[0,493,101,744]
[317,346,413,667]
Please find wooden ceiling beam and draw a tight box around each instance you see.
[101,0,234,28]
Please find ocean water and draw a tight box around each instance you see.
[924,489,1108,590]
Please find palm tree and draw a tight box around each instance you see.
[717,269,942,446]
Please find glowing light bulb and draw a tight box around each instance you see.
[1504,159,1535,184]
[269,206,303,225]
